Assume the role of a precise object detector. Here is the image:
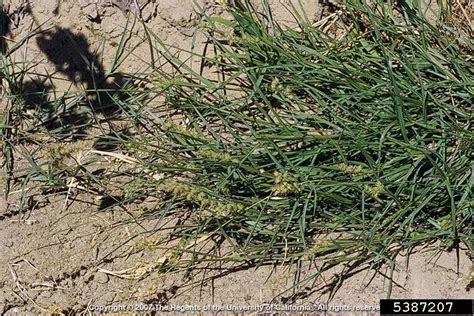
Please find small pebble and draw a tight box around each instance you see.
[95,272,109,284]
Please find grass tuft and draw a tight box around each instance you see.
[2,0,472,298]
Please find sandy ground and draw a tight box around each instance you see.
[0,191,471,314]
[0,0,472,314]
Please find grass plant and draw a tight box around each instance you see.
[1,0,472,298]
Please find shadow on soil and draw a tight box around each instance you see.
[4,4,133,135]
[25,27,129,134]
[1,5,9,54]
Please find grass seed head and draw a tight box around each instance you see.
[45,140,93,168]
[337,163,363,175]
[197,149,232,162]
[365,181,385,198]
[272,171,300,195]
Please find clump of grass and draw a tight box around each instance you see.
[86,0,471,296]
[125,0,472,295]
[3,0,472,299]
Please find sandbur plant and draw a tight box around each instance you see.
[111,0,473,295]
[1,0,473,299]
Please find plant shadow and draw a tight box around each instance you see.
[1,5,9,54]
[17,25,133,136]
